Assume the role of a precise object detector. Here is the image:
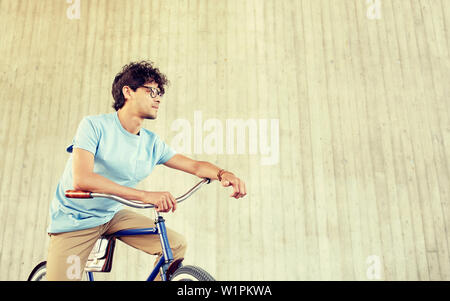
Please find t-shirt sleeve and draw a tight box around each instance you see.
[155,135,177,165]
[72,117,99,155]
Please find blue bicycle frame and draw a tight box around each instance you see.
[64,178,211,281]
[86,213,174,282]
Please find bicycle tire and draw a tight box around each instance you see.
[28,261,92,281]
[170,265,215,281]
[27,261,47,281]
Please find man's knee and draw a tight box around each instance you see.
[170,232,187,256]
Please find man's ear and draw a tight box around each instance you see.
[122,85,133,102]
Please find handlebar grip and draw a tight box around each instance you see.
[65,190,93,198]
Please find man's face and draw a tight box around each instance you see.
[124,81,162,119]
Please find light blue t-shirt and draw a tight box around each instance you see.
[47,112,176,233]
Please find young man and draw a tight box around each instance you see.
[46,61,246,281]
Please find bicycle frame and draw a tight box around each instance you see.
[86,212,173,281]
[74,178,211,281]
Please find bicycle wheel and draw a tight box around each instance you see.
[170,265,215,281]
[27,261,47,281]
[28,261,92,281]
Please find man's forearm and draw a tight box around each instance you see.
[73,172,145,201]
[73,161,230,201]
[195,161,224,180]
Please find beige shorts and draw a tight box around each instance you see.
[46,209,187,281]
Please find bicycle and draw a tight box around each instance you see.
[28,178,215,281]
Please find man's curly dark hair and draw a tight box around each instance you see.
[111,61,169,111]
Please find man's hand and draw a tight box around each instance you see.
[220,172,247,199]
[142,191,177,212]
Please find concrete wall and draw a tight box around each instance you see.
[0,0,449,280]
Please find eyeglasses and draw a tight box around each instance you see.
[139,85,163,98]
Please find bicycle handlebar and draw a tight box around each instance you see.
[65,178,211,209]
